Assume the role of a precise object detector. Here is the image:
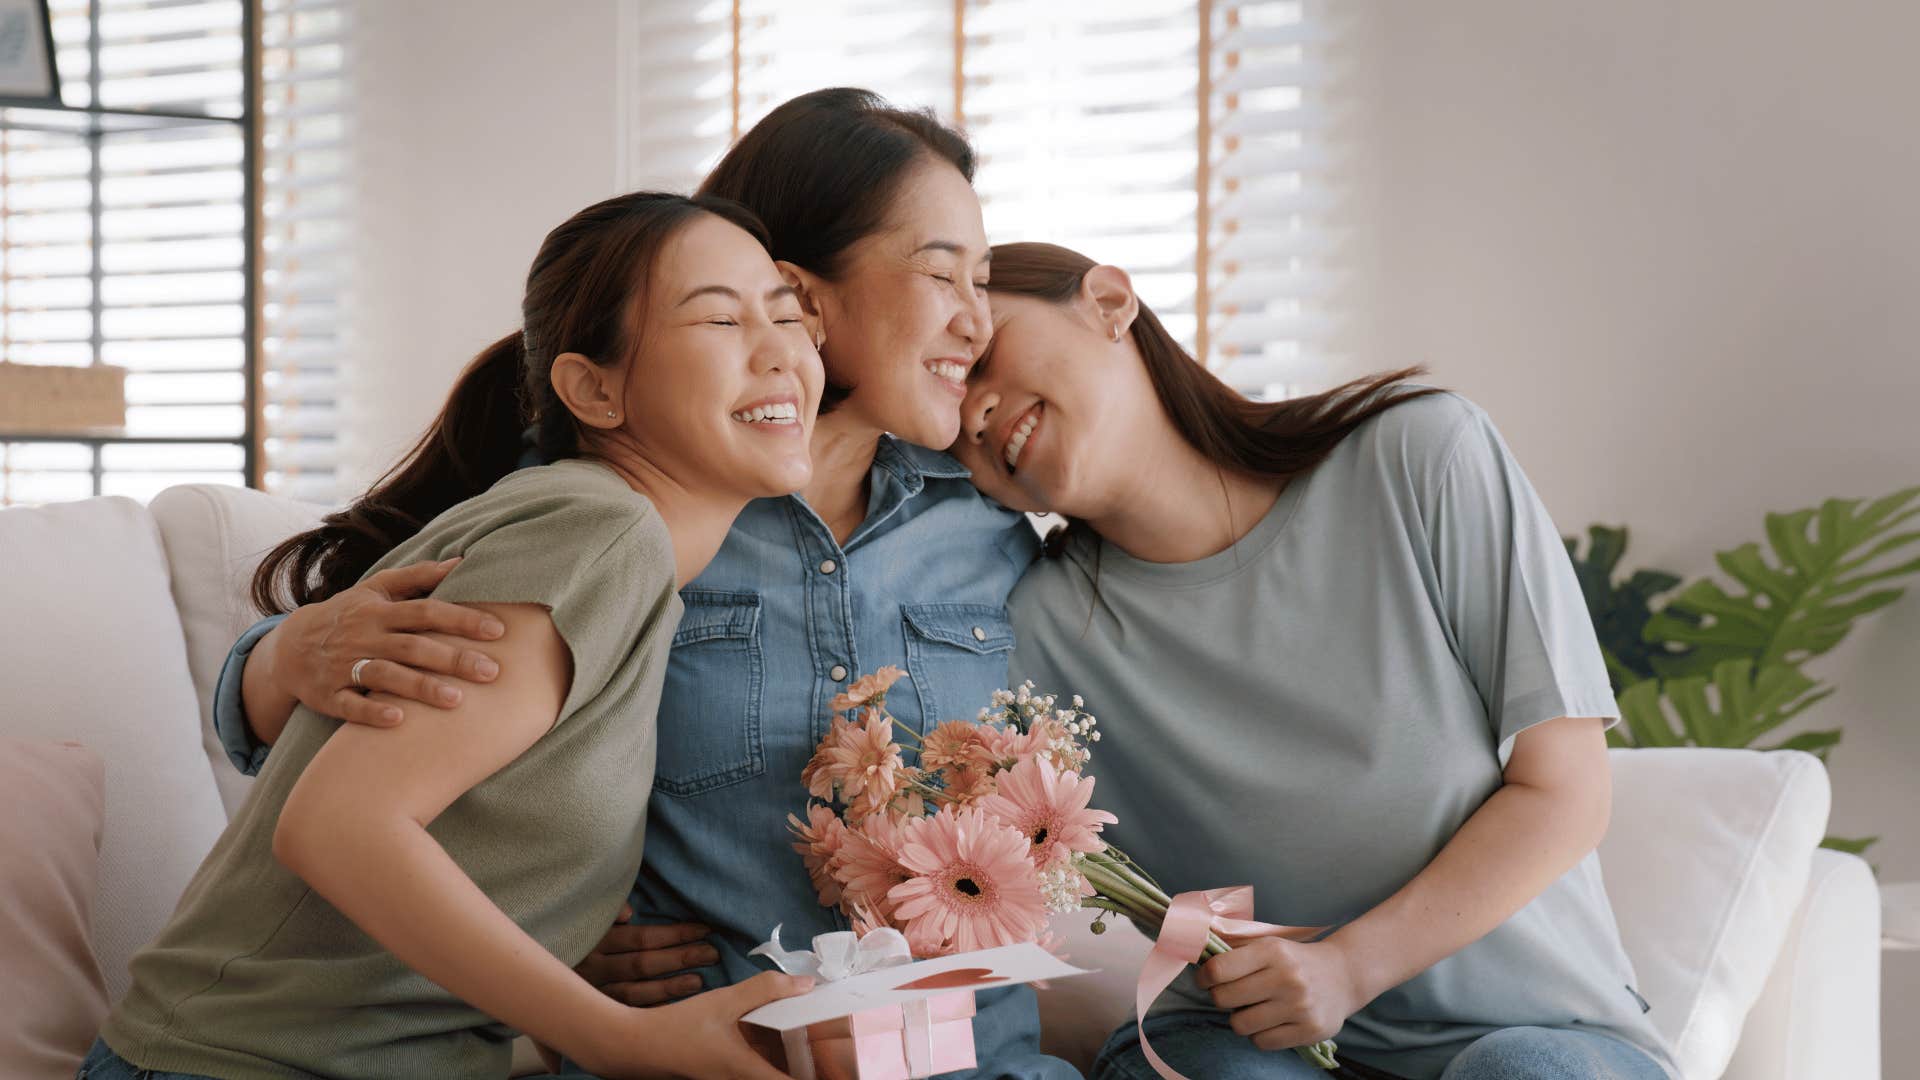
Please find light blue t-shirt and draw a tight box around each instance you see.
[1008,393,1676,1079]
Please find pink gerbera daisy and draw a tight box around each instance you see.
[977,756,1117,868]
[888,806,1048,954]
[801,710,903,823]
[788,803,848,908]
[834,812,914,919]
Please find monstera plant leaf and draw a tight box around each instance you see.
[1564,525,1688,690]
[1611,658,1835,753]
[1644,487,1920,679]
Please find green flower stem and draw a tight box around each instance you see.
[885,712,926,746]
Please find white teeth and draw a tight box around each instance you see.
[731,401,799,424]
[926,360,968,382]
[1003,408,1041,470]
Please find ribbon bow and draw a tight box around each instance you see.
[750,924,914,982]
[1135,887,1329,1080]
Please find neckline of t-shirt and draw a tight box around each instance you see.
[1087,467,1310,589]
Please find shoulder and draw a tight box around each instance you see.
[1343,387,1483,465]
[391,459,665,571]
[883,437,1042,571]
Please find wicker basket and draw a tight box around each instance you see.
[0,362,128,435]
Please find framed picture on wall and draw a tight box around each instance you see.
[0,0,58,105]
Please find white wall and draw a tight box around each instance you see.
[340,0,625,488]
[1343,1,1920,1063]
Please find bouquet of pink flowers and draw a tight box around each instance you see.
[786,667,1339,1071]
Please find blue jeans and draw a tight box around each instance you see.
[76,1038,218,1080]
[1092,1012,1666,1080]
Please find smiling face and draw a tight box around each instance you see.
[811,158,992,449]
[952,288,1160,517]
[610,212,825,500]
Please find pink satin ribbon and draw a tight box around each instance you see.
[1133,887,1326,1080]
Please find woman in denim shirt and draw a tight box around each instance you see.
[210,90,1070,1079]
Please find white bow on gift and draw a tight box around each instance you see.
[749,924,914,982]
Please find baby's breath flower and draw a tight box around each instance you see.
[1038,858,1090,915]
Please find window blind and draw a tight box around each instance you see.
[0,0,348,507]
[618,0,1324,400]
[259,0,348,503]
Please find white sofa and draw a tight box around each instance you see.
[0,485,1885,1080]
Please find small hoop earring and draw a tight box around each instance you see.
[1111,325,1124,342]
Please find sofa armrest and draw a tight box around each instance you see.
[1720,848,1880,1080]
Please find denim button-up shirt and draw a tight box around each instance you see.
[214,437,1067,1076]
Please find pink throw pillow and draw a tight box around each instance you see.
[0,738,110,1077]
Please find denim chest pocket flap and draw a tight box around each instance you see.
[658,590,766,797]
[901,603,1017,728]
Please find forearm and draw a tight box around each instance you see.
[1332,774,1608,1000]
[240,623,302,748]
[278,812,634,1066]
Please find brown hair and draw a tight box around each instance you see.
[250,192,768,614]
[984,242,1444,556]
[699,87,974,410]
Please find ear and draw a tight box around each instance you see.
[1081,264,1139,343]
[776,259,830,349]
[549,352,623,429]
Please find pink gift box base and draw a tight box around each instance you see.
[780,992,977,1080]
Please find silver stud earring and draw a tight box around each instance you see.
[606,411,617,419]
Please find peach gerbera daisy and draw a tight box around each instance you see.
[977,756,1117,868]
[801,709,902,822]
[920,720,996,773]
[788,803,848,908]
[829,665,907,713]
[888,806,1048,954]
[938,765,999,809]
[834,812,914,920]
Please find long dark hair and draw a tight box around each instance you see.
[984,242,1444,556]
[699,87,974,409]
[250,192,767,614]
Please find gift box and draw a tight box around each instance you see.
[780,991,976,1080]
[744,933,1091,1080]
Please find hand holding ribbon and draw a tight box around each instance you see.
[1134,887,1340,1077]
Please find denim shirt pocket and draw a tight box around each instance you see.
[901,603,1017,730]
[657,589,767,797]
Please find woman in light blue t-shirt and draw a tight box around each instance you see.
[946,243,1678,1080]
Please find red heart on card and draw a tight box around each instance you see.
[893,967,1009,991]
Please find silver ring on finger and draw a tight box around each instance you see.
[350,657,375,691]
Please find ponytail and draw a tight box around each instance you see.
[251,333,529,614]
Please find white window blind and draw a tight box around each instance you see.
[260,0,348,503]
[0,0,349,507]
[618,0,1323,399]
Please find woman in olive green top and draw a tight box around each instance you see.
[85,192,824,1080]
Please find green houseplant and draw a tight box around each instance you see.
[1565,486,1920,854]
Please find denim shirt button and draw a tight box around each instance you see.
[819,559,837,575]
[829,664,848,682]
[972,626,987,642]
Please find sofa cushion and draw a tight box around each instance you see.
[0,496,230,1004]
[0,738,110,1077]
[149,484,328,817]
[1599,748,1831,1080]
